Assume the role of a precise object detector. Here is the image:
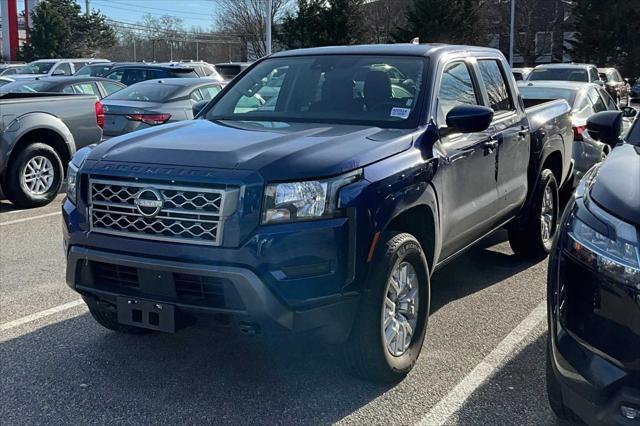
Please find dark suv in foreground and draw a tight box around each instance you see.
[547,111,640,424]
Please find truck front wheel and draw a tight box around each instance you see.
[508,169,559,259]
[343,232,430,383]
[3,143,64,208]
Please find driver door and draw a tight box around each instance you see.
[437,60,499,259]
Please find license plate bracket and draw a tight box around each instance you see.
[117,297,175,332]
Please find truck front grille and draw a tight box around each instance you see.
[88,178,237,246]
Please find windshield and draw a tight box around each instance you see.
[105,82,181,102]
[628,119,640,146]
[519,86,576,106]
[529,68,588,82]
[206,55,426,128]
[0,80,54,93]
[76,64,111,77]
[21,61,57,74]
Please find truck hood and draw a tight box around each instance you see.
[88,119,417,181]
[590,144,640,226]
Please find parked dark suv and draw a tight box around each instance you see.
[598,67,630,106]
[104,64,198,86]
[547,110,640,425]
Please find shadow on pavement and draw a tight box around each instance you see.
[0,234,545,424]
[452,331,579,426]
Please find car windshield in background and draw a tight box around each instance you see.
[529,68,588,82]
[76,64,112,77]
[21,61,56,74]
[519,87,576,108]
[206,55,426,128]
[628,119,640,146]
[106,83,181,102]
[0,80,54,93]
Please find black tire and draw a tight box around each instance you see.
[88,302,151,335]
[343,231,430,383]
[2,143,64,208]
[509,169,559,259]
[546,336,583,423]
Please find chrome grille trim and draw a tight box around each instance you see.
[88,178,238,246]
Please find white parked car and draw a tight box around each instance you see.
[10,58,109,80]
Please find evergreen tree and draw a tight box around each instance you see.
[393,0,475,44]
[18,0,116,61]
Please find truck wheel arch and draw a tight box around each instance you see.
[4,128,71,179]
[371,183,440,271]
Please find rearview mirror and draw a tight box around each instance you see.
[445,105,494,133]
[586,111,623,147]
[192,100,208,117]
[622,106,637,118]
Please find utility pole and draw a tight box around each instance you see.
[85,0,90,16]
[265,0,272,56]
[509,0,516,67]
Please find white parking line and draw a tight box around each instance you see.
[0,211,61,226]
[417,301,547,426]
[0,299,85,332]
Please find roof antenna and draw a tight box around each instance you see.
[411,37,420,44]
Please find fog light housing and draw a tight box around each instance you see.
[621,405,640,420]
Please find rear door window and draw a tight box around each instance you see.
[477,59,514,112]
[71,83,97,96]
[54,63,72,76]
[589,67,600,82]
[587,88,607,112]
[200,85,221,100]
[438,61,479,119]
[101,81,124,96]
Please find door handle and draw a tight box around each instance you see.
[483,138,499,150]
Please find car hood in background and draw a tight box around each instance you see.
[87,119,417,181]
[590,144,640,226]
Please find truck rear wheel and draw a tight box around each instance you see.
[3,143,64,208]
[343,232,430,383]
[508,169,559,259]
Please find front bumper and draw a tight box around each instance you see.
[66,245,359,341]
[548,200,640,425]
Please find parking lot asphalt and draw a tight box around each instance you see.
[0,194,572,425]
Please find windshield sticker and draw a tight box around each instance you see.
[390,107,411,119]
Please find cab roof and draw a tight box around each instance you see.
[270,43,502,59]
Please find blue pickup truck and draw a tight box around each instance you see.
[62,44,573,382]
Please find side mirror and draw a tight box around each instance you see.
[622,106,637,118]
[586,111,623,147]
[192,100,208,117]
[445,105,494,133]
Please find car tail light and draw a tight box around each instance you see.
[573,125,586,141]
[125,113,171,125]
[95,101,105,129]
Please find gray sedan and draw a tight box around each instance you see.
[519,80,637,183]
[101,78,223,137]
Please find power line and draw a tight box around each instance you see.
[99,0,216,19]
[92,0,215,23]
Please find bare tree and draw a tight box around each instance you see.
[215,0,291,59]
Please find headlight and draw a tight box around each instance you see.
[67,162,79,204]
[567,213,640,285]
[66,146,93,205]
[262,171,360,224]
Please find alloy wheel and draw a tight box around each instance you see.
[20,156,54,195]
[382,261,419,357]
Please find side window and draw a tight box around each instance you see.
[573,95,594,120]
[190,89,203,102]
[438,61,478,119]
[587,88,607,112]
[55,63,72,76]
[477,59,514,112]
[589,67,600,82]
[200,85,221,101]
[107,70,124,82]
[62,85,75,94]
[598,88,618,110]
[101,82,124,96]
[72,62,87,73]
[72,83,97,95]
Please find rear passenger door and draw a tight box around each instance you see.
[436,60,499,259]
[476,58,530,220]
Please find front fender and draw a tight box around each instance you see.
[362,148,441,266]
